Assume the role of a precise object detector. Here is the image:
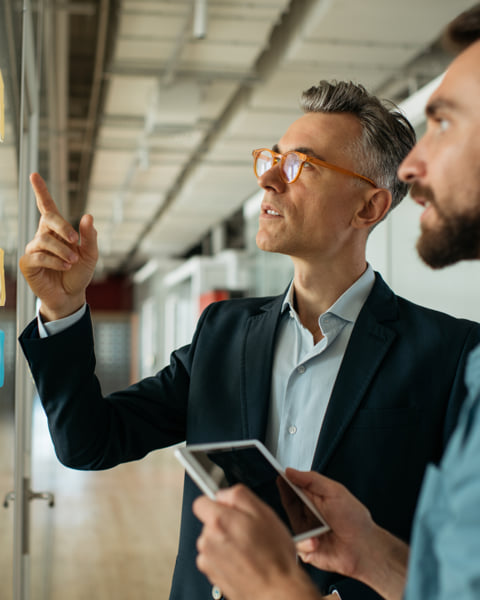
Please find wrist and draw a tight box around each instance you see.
[39,297,86,322]
[355,525,408,600]
[262,566,322,600]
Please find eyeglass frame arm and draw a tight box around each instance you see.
[252,148,377,187]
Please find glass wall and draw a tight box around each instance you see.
[1,1,24,598]
[1,5,183,598]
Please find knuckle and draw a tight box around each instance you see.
[195,553,209,577]
[196,533,205,552]
[230,483,247,501]
[36,252,51,265]
[24,240,35,254]
[206,513,229,541]
[210,513,224,531]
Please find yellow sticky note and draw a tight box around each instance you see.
[0,69,4,143]
[0,248,5,306]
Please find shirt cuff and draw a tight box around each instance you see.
[37,304,87,338]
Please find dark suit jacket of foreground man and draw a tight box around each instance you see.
[20,273,480,600]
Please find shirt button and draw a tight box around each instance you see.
[288,425,297,435]
[212,585,223,599]
[297,365,306,374]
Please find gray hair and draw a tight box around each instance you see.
[300,80,416,215]
[445,3,480,51]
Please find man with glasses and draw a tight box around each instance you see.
[193,6,480,600]
[18,78,480,600]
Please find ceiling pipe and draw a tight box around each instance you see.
[75,0,110,222]
[162,2,194,88]
[120,0,327,272]
[113,3,195,230]
[0,0,22,160]
[55,1,69,215]
[44,0,69,216]
[193,0,207,40]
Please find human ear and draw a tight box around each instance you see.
[352,188,392,230]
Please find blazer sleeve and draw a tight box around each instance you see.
[18,305,207,469]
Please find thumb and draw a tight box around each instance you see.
[285,468,317,488]
[216,484,266,518]
[286,469,338,498]
[78,214,98,261]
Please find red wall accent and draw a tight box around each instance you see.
[2,275,17,310]
[2,275,133,312]
[198,289,230,316]
[86,276,133,311]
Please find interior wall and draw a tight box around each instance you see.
[367,194,480,322]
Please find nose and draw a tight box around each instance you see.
[256,162,287,193]
[397,142,426,184]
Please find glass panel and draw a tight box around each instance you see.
[0,1,23,597]
[0,316,15,600]
[3,3,184,598]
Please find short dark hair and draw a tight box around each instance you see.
[445,3,480,52]
[300,81,416,218]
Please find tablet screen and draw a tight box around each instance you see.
[177,441,329,541]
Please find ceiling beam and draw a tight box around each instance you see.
[75,0,112,221]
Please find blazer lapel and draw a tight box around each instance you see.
[311,274,398,472]
[240,295,283,441]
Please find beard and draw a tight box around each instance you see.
[416,203,480,269]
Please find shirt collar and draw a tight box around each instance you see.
[282,264,375,325]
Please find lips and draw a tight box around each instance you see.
[260,202,282,217]
[410,184,438,225]
[412,195,431,210]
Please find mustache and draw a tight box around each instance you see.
[410,182,436,205]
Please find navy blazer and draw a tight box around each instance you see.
[20,273,480,600]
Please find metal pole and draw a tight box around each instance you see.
[13,0,39,597]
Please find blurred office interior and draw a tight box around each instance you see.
[0,1,479,598]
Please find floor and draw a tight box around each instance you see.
[0,398,184,600]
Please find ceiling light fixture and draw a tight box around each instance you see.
[193,0,207,40]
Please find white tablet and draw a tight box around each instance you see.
[175,439,330,542]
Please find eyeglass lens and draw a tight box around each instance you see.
[255,150,300,183]
[255,150,272,177]
[283,153,299,182]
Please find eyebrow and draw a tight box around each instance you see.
[425,98,457,117]
[272,144,326,161]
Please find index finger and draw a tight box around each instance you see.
[193,494,233,528]
[216,484,271,520]
[30,173,78,242]
[30,172,61,215]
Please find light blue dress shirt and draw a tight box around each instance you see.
[265,265,375,470]
[404,342,480,600]
[38,303,87,338]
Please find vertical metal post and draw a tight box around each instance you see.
[13,0,40,598]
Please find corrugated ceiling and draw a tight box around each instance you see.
[0,0,474,276]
